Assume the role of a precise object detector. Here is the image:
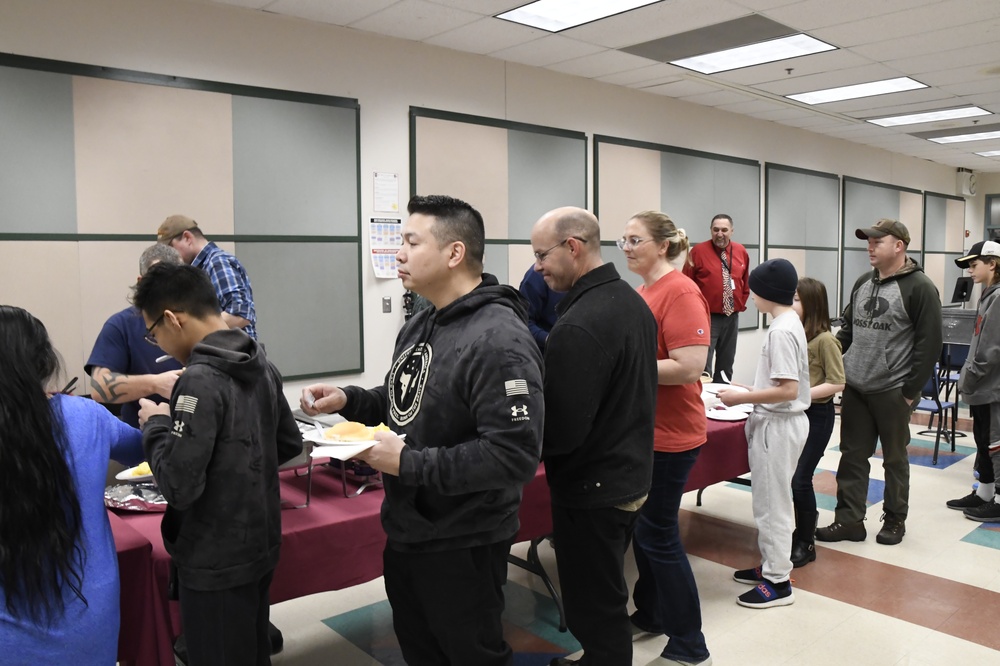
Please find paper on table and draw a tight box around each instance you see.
[310,443,375,461]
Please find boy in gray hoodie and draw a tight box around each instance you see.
[947,241,1000,521]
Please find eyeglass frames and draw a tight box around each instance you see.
[534,236,586,262]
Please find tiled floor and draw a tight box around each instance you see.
[269,418,1000,666]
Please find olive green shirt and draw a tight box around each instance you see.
[808,330,845,403]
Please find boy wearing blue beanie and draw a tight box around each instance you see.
[718,258,810,608]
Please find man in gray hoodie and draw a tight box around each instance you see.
[816,219,941,546]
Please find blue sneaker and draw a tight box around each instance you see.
[737,580,794,608]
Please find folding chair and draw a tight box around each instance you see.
[914,367,957,465]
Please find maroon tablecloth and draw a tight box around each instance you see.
[686,419,749,492]
[113,420,745,665]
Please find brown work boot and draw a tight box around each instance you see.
[815,520,866,542]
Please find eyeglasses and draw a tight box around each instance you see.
[616,236,653,250]
[534,236,586,262]
[143,313,166,345]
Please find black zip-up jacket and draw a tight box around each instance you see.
[543,263,657,508]
[143,329,302,591]
[341,275,544,552]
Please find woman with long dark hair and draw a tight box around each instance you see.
[0,305,143,664]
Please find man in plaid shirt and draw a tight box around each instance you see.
[157,215,257,339]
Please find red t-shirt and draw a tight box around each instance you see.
[637,270,711,452]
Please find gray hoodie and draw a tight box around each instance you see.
[838,257,942,399]
[958,282,1000,405]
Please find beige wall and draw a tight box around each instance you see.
[0,0,974,390]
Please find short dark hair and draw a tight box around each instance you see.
[132,263,221,319]
[407,195,485,272]
[711,214,733,227]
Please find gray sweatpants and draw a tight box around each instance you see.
[746,410,808,584]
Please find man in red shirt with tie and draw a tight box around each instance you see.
[683,214,751,383]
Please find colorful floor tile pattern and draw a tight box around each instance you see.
[321,581,580,666]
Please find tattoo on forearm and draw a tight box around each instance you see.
[91,370,128,402]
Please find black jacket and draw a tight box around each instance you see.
[143,329,302,591]
[341,275,544,552]
[543,263,657,508]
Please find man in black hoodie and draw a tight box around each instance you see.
[531,207,657,666]
[136,264,302,666]
[302,195,544,666]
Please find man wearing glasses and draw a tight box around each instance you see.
[86,244,184,428]
[531,207,657,666]
[683,214,750,383]
[157,215,257,339]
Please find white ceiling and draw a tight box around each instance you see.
[208,0,1000,172]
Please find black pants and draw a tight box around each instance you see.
[552,504,640,666]
[178,569,274,666]
[972,403,997,486]
[706,312,739,383]
[383,541,512,666]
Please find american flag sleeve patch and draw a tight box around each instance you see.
[175,395,199,414]
[504,379,529,396]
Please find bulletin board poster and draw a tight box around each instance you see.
[370,217,402,278]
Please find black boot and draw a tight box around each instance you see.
[791,509,817,568]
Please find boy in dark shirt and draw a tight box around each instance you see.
[136,263,301,666]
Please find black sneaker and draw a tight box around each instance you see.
[876,513,905,545]
[736,580,794,609]
[964,500,1000,522]
[947,492,988,511]
[815,521,866,542]
[733,566,765,585]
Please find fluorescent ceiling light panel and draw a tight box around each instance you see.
[868,106,991,127]
[671,34,836,74]
[976,150,1000,157]
[787,77,926,105]
[929,130,1000,144]
[497,0,660,32]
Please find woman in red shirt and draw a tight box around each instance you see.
[620,211,713,666]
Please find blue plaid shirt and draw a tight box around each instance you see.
[192,242,257,339]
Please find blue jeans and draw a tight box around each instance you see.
[791,401,836,516]
[631,448,709,663]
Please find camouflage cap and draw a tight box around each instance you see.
[855,218,910,245]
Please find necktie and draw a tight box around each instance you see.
[721,249,734,316]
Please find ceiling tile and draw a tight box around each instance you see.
[818,88,951,115]
[762,0,941,32]
[753,63,902,96]
[425,0,523,14]
[212,0,275,9]
[563,0,749,49]
[679,89,757,106]
[918,63,1000,88]
[349,0,481,41]
[264,0,398,25]
[748,107,820,121]
[811,0,1000,48]
[850,20,1000,62]
[887,43,1000,77]
[713,49,873,87]
[426,16,545,54]
[546,49,656,79]
[716,98,788,114]
[488,35,606,67]
[595,63,684,86]
[639,79,728,98]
